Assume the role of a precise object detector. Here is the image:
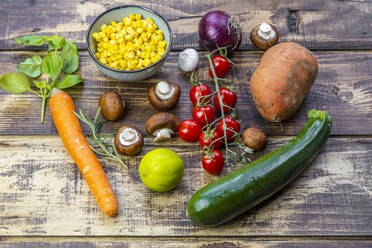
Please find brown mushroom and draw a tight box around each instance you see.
[145,112,179,142]
[114,124,144,156]
[148,81,181,110]
[250,23,279,50]
[242,127,267,152]
[99,91,125,121]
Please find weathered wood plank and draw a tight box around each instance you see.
[0,136,370,236]
[0,239,371,248]
[0,50,371,136]
[0,0,371,51]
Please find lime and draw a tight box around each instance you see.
[139,148,184,192]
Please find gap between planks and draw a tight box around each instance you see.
[1,236,372,242]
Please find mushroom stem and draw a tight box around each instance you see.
[155,81,174,100]
[258,23,275,40]
[243,146,254,154]
[153,128,174,142]
[119,128,139,146]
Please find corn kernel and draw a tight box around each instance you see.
[135,14,141,20]
[147,24,155,33]
[158,47,166,55]
[123,16,131,25]
[124,34,133,40]
[159,40,167,48]
[92,32,99,40]
[143,58,151,67]
[146,18,154,24]
[100,24,107,31]
[151,56,158,64]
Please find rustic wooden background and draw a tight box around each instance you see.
[0,0,371,247]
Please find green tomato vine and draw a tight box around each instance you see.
[190,47,251,166]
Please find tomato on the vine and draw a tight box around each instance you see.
[179,119,202,142]
[214,87,237,113]
[199,129,223,150]
[202,149,224,175]
[192,105,215,127]
[216,116,240,141]
[189,83,212,105]
[209,55,231,78]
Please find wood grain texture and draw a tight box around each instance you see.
[0,0,371,51]
[0,50,371,136]
[0,135,370,236]
[0,239,371,248]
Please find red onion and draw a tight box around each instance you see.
[198,10,242,52]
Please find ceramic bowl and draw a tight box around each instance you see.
[86,5,172,81]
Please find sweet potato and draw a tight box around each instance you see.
[250,42,318,122]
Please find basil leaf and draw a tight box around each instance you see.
[41,52,62,81]
[17,55,42,78]
[61,41,79,74]
[33,80,46,89]
[15,36,47,46]
[0,73,30,93]
[55,75,83,89]
[48,34,66,51]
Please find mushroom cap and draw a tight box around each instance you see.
[250,23,279,50]
[145,112,180,134]
[242,127,267,151]
[114,124,144,156]
[99,91,125,121]
[148,82,181,110]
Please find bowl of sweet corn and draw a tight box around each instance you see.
[86,5,172,81]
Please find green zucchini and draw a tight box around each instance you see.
[187,109,332,226]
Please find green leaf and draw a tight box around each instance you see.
[15,36,47,46]
[32,80,46,89]
[17,55,42,78]
[48,34,66,51]
[41,52,62,81]
[0,73,30,93]
[55,74,83,89]
[61,41,79,74]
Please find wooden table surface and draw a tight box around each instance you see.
[0,0,371,247]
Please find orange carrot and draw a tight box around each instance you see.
[49,89,118,217]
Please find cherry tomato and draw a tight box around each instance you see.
[199,129,223,150]
[192,105,215,127]
[202,149,224,175]
[214,87,237,113]
[209,55,231,78]
[216,116,240,141]
[189,84,212,105]
[179,119,202,142]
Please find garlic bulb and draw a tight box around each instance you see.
[178,48,199,72]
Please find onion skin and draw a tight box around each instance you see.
[198,10,242,52]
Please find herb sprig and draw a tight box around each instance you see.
[0,35,82,123]
[74,107,127,168]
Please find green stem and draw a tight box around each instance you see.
[206,52,230,165]
[74,109,128,168]
[40,89,48,124]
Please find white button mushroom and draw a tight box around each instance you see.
[148,81,181,110]
[250,23,279,50]
[145,113,180,142]
[115,125,144,156]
